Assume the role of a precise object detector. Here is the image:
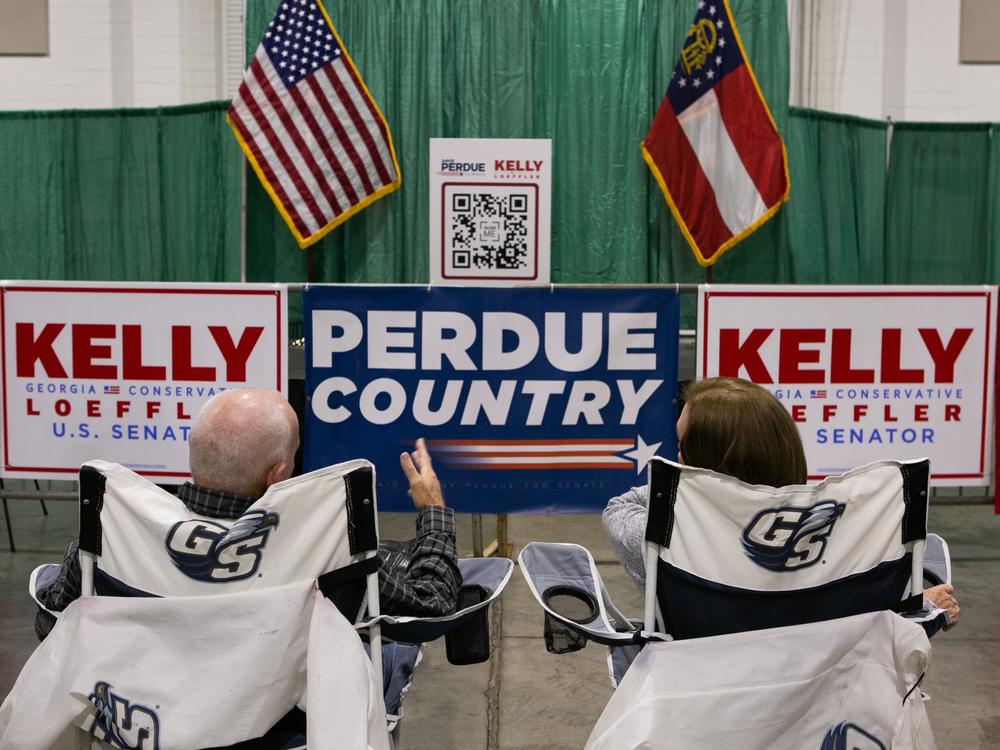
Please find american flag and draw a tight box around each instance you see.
[228,0,400,248]
[810,389,827,399]
[104,385,120,395]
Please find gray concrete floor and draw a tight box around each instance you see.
[2,499,999,748]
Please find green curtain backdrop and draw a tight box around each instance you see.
[0,102,241,281]
[782,108,888,284]
[885,122,992,284]
[244,0,789,294]
[3,0,1000,324]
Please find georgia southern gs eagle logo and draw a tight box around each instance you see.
[820,722,886,750]
[741,499,845,571]
[165,509,280,582]
[86,681,160,749]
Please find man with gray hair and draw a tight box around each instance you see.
[35,388,462,638]
[186,388,301,505]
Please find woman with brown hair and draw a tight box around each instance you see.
[602,376,959,626]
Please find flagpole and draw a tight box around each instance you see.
[239,0,247,284]
[306,247,316,284]
[240,162,247,284]
[705,265,713,284]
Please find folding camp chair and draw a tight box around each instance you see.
[22,459,512,749]
[519,457,950,687]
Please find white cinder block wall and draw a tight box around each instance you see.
[898,0,1000,121]
[790,0,1000,122]
[790,0,888,117]
[2,0,999,120]
[0,0,238,111]
[0,0,116,110]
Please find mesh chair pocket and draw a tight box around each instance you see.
[541,585,598,654]
[544,611,589,654]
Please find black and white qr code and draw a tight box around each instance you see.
[443,184,537,279]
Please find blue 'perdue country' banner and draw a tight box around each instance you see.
[304,286,679,512]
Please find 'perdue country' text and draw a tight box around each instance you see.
[310,310,664,426]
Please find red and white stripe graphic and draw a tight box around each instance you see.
[429,439,636,471]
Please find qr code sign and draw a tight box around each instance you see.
[442,183,538,279]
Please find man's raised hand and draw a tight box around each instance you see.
[399,437,445,510]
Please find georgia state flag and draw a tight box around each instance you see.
[642,0,789,267]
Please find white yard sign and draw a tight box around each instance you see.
[429,138,551,285]
[0,282,287,482]
[697,285,995,485]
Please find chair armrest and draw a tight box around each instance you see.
[361,557,514,646]
[518,542,643,650]
[28,563,63,617]
[923,532,951,586]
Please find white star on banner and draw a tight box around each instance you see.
[706,69,715,79]
[719,37,726,47]
[717,19,724,29]
[693,78,701,88]
[709,5,716,15]
[623,435,663,474]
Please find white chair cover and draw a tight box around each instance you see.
[77,459,378,599]
[586,611,935,750]
[0,581,389,750]
[644,457,941,639]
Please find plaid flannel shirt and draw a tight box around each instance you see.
[35,482,461,639]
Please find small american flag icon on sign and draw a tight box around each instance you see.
[104,385,120,395]
[809,389,827,398]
